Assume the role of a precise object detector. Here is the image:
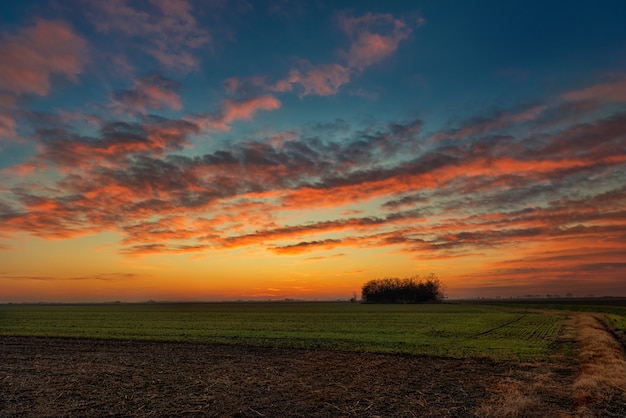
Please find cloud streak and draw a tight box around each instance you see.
[224,11,418,99]
[0,19,87,142]
[285,63,351,97]
[3,77,625,276]
[1,2,625,298]
[0,19,87,96]
[340,12,413,69]
[0,272,139,281]
[111,74,182,114]
[89,0,210,72]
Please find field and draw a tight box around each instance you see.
[1,301,625,416]
[0,302,567,360]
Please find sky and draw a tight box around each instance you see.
[1,0,626,302]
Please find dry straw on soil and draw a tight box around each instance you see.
[2,312,626,417]
[573,314,626,417]
[478,313,626,418]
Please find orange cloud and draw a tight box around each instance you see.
[30,117,199,171]
[190,94,282,134]
[119,243,211,256]
[216,209,421,250]
[2,75,625,278]
[222,95,281,124]
[121,216,196,245]
[453,241,626,297]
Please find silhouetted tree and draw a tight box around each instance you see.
[361,274,443,303]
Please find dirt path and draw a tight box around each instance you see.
[0,336,579,417]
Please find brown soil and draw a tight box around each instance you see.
[0,336,588,417]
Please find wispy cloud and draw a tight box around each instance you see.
[284,63,351,97]
[339,12,413,69]
[0,19,87,142]
[270,239,343,254]
[224,11,418,99]
[562,75,626,104]
[222,95,281,123]
[88,0,210,73]
[0,19,87,96]
[119,243,211,256]
[0,1,625,298]
[3,82,624,268]
[111,74,182,114]
[0,272,140,281]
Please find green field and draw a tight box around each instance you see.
[0,302,571,360]
[480,300,626,333]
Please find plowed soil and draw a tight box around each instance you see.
[0,336,584,417]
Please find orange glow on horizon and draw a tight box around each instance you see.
[1,3,626,302]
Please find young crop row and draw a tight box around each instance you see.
[0,302,567,360]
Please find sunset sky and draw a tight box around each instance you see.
[1,0,626,302]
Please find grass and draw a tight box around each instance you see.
[606,313,626,332]
[482,300,626,333]
[0,302,567,360]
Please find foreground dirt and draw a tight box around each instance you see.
[0,336,589,417]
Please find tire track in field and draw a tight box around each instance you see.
[472,314,527,337]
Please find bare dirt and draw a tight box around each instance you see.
[1,335,609,417]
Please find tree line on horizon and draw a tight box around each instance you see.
[361,274,444,304]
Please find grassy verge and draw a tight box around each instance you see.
[0,302,566,360]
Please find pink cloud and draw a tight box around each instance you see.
[90,0,210,72]
[562,76,626,103]
[270,79,294,93]
[223,75,272,95]
[222,95,281,124]
[286,63,351,97]
[0,94,16,108]
[0,19,88,96]
[340,13,412,69]
[24,118,199,172]
[148,49,199,73]
[430,104,548,142]
[226,64,351,98]
[1,161,44,177]
[220,12,415,99]
[56,110,102,127]
[265,130,298,147]
[191,95,281,133]
[3,71,625,270]
[140,83,181,110]
[110,54,136,76]
[111,75,182,114]
[0,112,17,142]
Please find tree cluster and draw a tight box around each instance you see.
[361,274,444,304]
